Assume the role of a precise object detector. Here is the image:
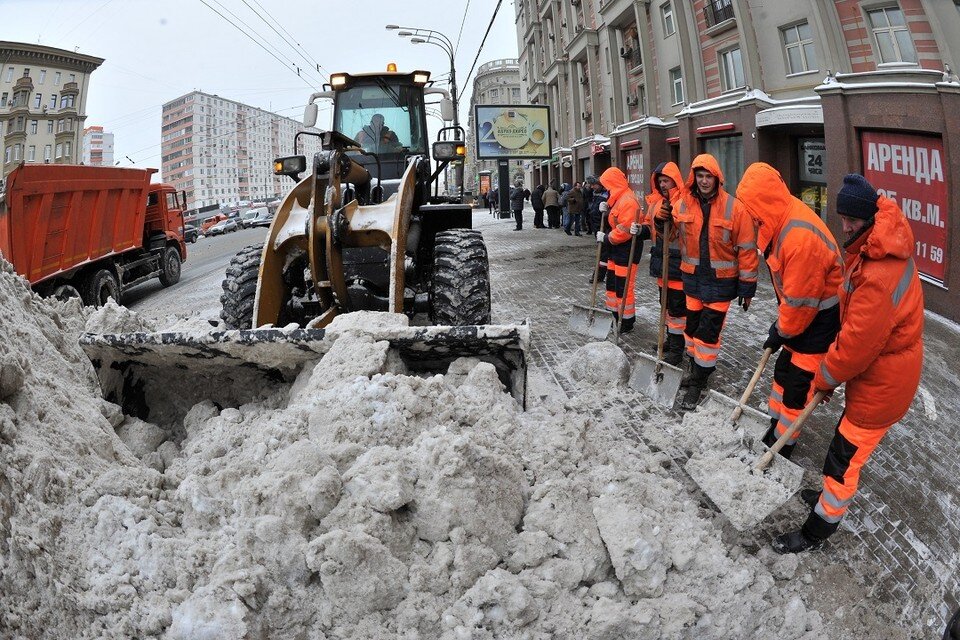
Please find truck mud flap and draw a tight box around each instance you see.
[80,322,529,424]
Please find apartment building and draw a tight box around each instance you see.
[516,0,960,320]
[0,41,103,180]
[465,58,527,193]
[81,125,114,166]
[160,91,322,210]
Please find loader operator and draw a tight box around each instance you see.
[629,162,688,366]
[354,113,401,152]
[734,162,842,462]
[772,174,924,554]
[672,154,758,410]
[596,167,643,333]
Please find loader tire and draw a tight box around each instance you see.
[158,246,182,287]
[430,229,491,326]
[221,243,263,329]
[83,268,120,307]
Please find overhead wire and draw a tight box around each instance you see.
[454,0,471,57]
[243,0,330,82]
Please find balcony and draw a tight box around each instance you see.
[704,0,735,31]
[14,76,34,92]
[60,82,80,96]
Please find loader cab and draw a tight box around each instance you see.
[329,72,431,182]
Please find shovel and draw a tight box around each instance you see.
[569,215,613,340]
[684,391,824,531]
[628,219,683,407]
[699,347,775,443]
[612,198,644,345]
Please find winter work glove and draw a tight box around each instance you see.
[596,231,606,243]
[630,222,641,235]
[763,322,785,352]
[599,202,610,214]
[656,200,672,220]
[738,296,752,312]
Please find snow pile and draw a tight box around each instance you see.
[0,261,834,639]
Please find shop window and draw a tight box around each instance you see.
[670,67,684,105]
[661,2,675,36]
[702,136,744,194]
[867,6,917,64]
[719,47,745,92]
[782,22,818,74]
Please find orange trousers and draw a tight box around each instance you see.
[803,414,893,540]
[605,260,638,320]
[657,278,686,336]
[684,296,730,369]
[767,349,824,448]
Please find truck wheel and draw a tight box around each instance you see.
[52,284,81,301]
[159,246,182,287]
[430,229,491,326]
[220,243,264,329]
[83,269,120,307]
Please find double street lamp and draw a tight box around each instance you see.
[385,24,462,194]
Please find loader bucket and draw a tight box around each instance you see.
[80,322,529,424]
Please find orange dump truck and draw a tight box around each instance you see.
[0,164,186,305]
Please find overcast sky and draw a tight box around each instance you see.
[4,0,519,167]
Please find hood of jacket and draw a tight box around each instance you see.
[684,153,724,192]
[850,195,915,261]
[646,161,684,207]
[599,167,632,205]
[734,162,793,251]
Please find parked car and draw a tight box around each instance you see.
[206,219,238,236]
[184,224,199,243]
[200,214,228,234]
[239,206,269,228]
[248,210,275,228]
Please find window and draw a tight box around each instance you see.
[867,6,917,64]
[57,119,64,133]
[661,2,675,35]
[50,94,57,109]
[512,87,521,101]
[4,67,13,82]
[34,93,42,108]
[4,146,10,164]
[39,70,46,84]
[0,93,6,107]
[22,68,30,78]
[670,67,684,105]
[65,141,72,157]
[54,72,61,85]
[705,0,735,27]
[14,144,22,161]
[718,47,745,92]
[47,120,53,134]
[782,22,817,74]
[27,145,36,161]
[44,144,52,161]
[30,120,37,134]
[55,143,63,158]
[69,74,75,83]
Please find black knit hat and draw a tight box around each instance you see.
[836,174,879,220]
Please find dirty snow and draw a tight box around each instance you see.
[0,258,909,638]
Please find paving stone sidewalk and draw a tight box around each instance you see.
[475,204,959,636]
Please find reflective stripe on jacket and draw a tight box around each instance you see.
[735,162,842,353]
[813,196,924,429]
[599,167,642,246]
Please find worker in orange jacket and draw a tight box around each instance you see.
[734,162,843,460]
[773,174,924,554]
[672,154,759,410]
[596,167,643,333]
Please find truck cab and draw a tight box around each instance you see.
[145,185,187,259]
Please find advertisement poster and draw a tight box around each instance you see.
[798,139,826,184]
[479,173,491,196]
[474,105,552,160]
[625,150,645,203]
[861,131,948,284]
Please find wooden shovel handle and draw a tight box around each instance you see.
[587,213,608,314]
[753,391,826,472]
[730,347,774,424]
[655,220,671,363]
[614,201,643,340]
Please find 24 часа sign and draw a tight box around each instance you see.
[474,105,552,160]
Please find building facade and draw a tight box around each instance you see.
[81,125,114,166]
[465,58,527,195]
[0,41,103,180]
[160,91,321,210]
[515,0,960,320]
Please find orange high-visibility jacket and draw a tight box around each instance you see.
[674,154,759,290]
[813,196,924,429]
[735,163,843,350]
[600,167,642,245]
[643,161,684,246]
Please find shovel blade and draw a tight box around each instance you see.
[568,304,613,340]
[628,355,683,408]
[700,389,771,444]
[685,440,805,531]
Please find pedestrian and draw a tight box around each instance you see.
[485,189,494,214]
[638,161,688,365]
[531,184,546,228]
[584,176,610,282]
[559,183,571,231]
[564,181,584,236]
[581,181,595,233]
[771,174,924,554]
[509,180,530,231]
[735,162,843,461]
[544,182,561,229]
[596,167,643,333]
[672,154,759,410]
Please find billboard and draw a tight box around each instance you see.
[861,131,948,285]
[474,105,552,160]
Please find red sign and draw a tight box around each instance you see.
[625,150,645,203]
[861,131,948,284]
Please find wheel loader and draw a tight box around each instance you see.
[79,68,528,423]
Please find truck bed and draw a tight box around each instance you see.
[0,164,155,285]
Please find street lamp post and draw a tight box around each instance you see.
[386,24,462,196]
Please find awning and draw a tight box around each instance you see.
[755,104,823,128]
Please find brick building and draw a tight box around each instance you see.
[515,0,960,320]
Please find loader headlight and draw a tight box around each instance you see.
[413,70,430,85]
[330,73,348,88]
[432,141,465,161]
[274,155,306,180]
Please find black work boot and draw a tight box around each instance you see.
[679,356,696,388]
[772,529,824,554]
[762,421,797,460]
[679,363,711,411]
[662,333,685,366]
